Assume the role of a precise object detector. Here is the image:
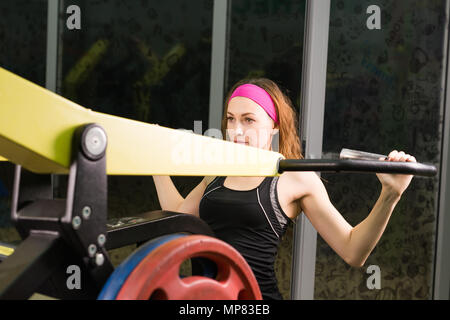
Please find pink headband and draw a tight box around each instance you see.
[229,84,279,124]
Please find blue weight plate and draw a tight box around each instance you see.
[98,233,186,300]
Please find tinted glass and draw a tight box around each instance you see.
[315,0,447,299]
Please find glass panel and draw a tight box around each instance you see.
[225,0,306,299]
[59,0,212,128]
[54,0,214,265]
[226,0,305,107]
[316,0,447,299]
[0,0,48,86]
[0,0,48,244]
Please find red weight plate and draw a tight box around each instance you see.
[116,235,262,300]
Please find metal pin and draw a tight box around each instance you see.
[88,244,97,257]
[82,206,91,219]
[84,127,107,156]
[97,234,106,247]
[95,253,105,266]
[72,216,81,230]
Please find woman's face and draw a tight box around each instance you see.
[226,96,277,150]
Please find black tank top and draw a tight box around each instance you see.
[199,176,292,300]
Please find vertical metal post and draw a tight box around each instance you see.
[208,0,230,132]
[46,0,60,198]
[433,0,450,300]
[46,0,59,92]
[291,0,330,300]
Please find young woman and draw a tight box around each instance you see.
[152,78,416,300]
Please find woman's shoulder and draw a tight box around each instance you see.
[277,171,321,199]
[278,170,319,184]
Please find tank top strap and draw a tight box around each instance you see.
[256,176,275,192]
[216,176,227,188]
[205,176,224,192]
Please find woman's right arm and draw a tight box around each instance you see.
[152,176,214,216]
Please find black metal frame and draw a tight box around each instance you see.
[0,123,214,300]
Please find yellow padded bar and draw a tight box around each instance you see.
[0,67,283,176]
[0,245,14,257]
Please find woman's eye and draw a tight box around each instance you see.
[227,117,234,121]
[245,118,254,123]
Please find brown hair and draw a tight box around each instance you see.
[221,78,304,159]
